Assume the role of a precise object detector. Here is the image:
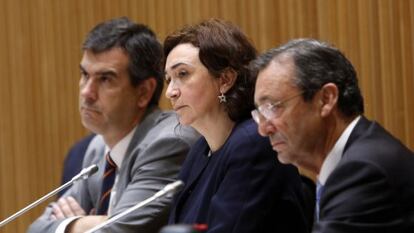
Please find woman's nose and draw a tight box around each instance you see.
[165,81,180,99]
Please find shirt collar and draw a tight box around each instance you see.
[318,116,361,185]
[104,126,137,168]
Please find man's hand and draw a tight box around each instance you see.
[48,196,107,233]
[50,196,86,220]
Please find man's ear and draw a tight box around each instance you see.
[136,78,157,108]
[319,83,338,117]
[219,68,237,93]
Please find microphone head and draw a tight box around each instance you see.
[164,180,184,193]
[72,164,99,181]
[88,164,99,176]
[154,180,184,199]
[82,164,99,179]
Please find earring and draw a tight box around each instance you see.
[218,92,227,103]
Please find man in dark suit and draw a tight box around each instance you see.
[251,38,414,233]
[28,17,198,233]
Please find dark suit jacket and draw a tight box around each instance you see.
[314,116,414,233]
[169,119,309,233]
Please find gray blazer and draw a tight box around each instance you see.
[28,108,199,233]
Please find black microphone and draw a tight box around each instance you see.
[0,164,99,227]
[159,224,208,233]
[85,180,185,233]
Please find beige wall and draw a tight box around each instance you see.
[0,0,413,232]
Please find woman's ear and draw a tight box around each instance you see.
[319,83,339,117]
[219,68,237,93]
[136,78,157,108]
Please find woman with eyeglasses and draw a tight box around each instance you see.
[163,19,309,233]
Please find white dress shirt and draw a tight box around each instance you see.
[318,116,361,186]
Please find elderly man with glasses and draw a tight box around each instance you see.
[251,38,414,233]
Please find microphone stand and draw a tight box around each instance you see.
[85,180,184,233]
[0,164,98,227]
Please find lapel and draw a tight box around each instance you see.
[113,107,162,202]
[172,140,211,222]
[86,137,107,209]
[184,141,211,190]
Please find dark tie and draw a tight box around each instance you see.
[96,152,117,215]
[315,181,324,221]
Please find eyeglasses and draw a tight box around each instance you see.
[251,92,304,124]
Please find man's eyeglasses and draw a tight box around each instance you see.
[251,92,304,124]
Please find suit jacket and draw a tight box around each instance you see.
[59,133,95,197]
[169,119,309,233]
[314,116,414,233]
[28,107,199,233]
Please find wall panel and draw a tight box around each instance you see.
[0,0,413,232]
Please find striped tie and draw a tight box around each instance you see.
[96,152,117,215]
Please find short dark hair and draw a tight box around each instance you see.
[82,17,163,107]
[251,38,364,117]
[164,18,257,122]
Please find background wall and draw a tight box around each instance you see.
[0,0,413,232]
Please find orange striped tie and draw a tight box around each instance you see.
[96,152,117,215]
